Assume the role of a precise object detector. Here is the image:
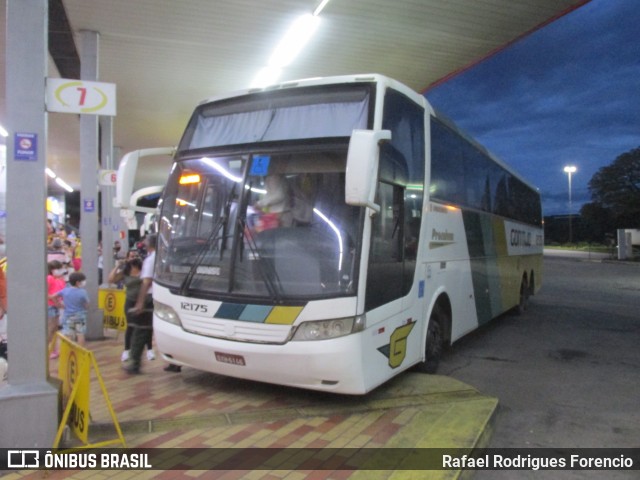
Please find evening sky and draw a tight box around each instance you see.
[426,0,639,215]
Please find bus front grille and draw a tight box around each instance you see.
[180,315,293,344]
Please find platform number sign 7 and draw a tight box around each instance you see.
[76,87,88,106]
[46,78,116,116]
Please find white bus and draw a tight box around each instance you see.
[153,74,543,394]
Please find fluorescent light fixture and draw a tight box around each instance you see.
[250,66,283,89]
[269,14,320,68]
[47,167,75,192]
[250,5,326,89]
[0,124,7,137]
[313,0,331,16]
[55,176,74,193]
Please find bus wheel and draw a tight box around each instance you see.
[516,276,529,315]
[417,305,445,374]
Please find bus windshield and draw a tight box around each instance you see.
[156,148,362,302]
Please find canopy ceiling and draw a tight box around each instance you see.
[0,0,589,192]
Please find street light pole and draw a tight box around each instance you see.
[563,165,577,244]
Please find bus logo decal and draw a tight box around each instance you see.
[432,229,454,242]
[429,228,455,249]
[377,321,416,369]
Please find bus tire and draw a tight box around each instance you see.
[417,304,446,374]
[516,275,529,315]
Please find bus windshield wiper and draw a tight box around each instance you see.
[179,184,236,296]
[238,217,283,302]
[228,179,282,302]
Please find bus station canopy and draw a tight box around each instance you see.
[0,0,590,192]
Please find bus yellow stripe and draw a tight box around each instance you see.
[264,306,304,325]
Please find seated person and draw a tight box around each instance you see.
[255,175,292,228]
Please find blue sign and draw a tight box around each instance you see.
[250,155,271,176]
[418,280,425,298]
[83,199,96,213]
[14,132,37,161]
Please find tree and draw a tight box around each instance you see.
[586,146,640,229]
[579,202,614,242]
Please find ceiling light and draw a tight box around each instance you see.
[0,124,8,137]
[313,0,331,16]
[250,5,326,89]
[46,167,75,192]
[269,14,320,68]
[55,176,74,193]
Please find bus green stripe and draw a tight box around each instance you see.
[462,211,505,325]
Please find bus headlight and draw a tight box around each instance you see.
[291,316,365,341]
[154,301,182,327]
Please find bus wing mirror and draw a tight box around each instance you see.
[345,129,391,213]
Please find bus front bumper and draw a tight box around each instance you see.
[154,318,369,394]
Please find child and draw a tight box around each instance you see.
[47,260,66,358]
[56,272,89,347]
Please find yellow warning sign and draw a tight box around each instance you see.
[53,334,126,449]
[98,287,127,331]
[58,341,91,443]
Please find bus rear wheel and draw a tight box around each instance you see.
[417,304,446,374]
[516,276,529,315]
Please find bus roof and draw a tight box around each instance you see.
[196,74,426,108]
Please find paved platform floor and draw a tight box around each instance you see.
[4,332,497,479]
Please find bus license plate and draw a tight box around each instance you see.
[215,352,246,366]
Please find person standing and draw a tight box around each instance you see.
[0,237,6,380]
[0,267,7,335]
[0,267,7,355]
[47,238,68,266]
[113,240,126,262]
[123,234,156,374]
[56,272,89,347]
[46,260,66,359]
[108,257,154,362]
[97,242,104,285]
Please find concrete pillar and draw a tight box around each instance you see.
[113,146,129,249]
[78,30,103,340]
[100,116,116,283]
[0,0,59,448]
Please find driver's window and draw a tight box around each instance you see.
[366,182,404,310]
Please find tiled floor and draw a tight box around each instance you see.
[3,332,496,479]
